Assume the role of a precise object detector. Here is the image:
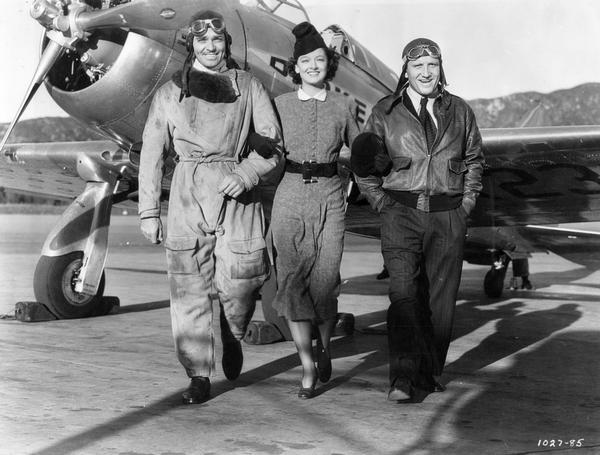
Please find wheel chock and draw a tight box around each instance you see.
[243,320,284,345]
[334,312,355,336]
[14,301,58,322]
[90,296,120,317]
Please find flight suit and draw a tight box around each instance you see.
[138,67,282,377]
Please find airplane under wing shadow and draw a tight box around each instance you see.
[519,224,600,270]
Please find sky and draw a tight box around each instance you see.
[1,0,599,121]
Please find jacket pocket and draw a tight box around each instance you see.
[228,236,269,280]
[447,159,467,190]
[390,156,413,189]
[165,236,199,274]
[392,156,412,171]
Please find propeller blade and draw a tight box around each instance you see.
[0,39,65,152]
[76,0,226,32]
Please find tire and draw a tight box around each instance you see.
[33,252,106,319]
[483,267,506,298]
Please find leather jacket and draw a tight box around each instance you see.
[356,89,484,212]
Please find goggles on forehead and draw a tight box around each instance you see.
[190,18,226,36]
[404,44,441,61]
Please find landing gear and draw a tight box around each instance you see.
[30,158,120,319]
[483,253,510,298]
[34,252,106,319]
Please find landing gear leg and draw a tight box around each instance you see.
[483,252,510,298]
[32,156,120,318]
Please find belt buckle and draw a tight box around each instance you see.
[302,160,317,184]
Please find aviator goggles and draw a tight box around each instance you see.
[190,18,226,36]
[404,44,441,61]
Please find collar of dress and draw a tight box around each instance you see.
[297,87,327,102]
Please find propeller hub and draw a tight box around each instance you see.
[31,0,91,39]
[30,0,62,29]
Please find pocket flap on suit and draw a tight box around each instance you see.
[165,236,198,251]
[448,159,467,174]
[229,237,266,254]
[393,156,412,171]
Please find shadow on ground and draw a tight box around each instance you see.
[31,290,593,455]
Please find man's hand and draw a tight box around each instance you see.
[461,197,476,216]
[218,174,245,198]
[140,217,163,244]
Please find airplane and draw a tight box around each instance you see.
[1,0,600,331]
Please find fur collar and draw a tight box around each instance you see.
[172,69,239,103]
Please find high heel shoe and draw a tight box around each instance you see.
[297,384,316,399]
[315,337,331,383]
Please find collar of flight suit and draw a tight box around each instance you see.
[191,59,240,98]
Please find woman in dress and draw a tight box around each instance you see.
[272,22,359,399]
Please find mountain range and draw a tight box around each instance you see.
[468,82,600,128]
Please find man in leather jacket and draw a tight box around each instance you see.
[353,38,484,402]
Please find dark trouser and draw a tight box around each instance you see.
[512,258,529,277]
[380,201,467,389]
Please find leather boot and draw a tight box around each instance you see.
[182,376,211,405]
[220,309,244,380]
[222,339,243,380]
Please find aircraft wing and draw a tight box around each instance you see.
[0,141,133,200]
[344,125,600,267]
[345,125,600,231]
[473,125,600,226]
[520,224,600,268]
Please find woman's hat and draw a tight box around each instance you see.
[292,22,326,59]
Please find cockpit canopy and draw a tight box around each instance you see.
[241,0,398,92]
[240,0,310,24]
[321,24,398,91]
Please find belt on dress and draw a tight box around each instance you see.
[285,160,337,183]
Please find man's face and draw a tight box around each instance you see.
[406,55,440,96]
[193,28,226,69]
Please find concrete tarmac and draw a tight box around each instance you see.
[0,214,599,455]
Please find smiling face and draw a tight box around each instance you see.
[406,55,441,96]
[295,47,328,89]
[193,28,226,69]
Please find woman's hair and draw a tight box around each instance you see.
[286,47,340,85]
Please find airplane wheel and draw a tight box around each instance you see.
[483,267,506,298]
[33,252,105,319]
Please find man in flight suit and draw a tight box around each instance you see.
[353,38,484,401]
[138,10,282,404]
